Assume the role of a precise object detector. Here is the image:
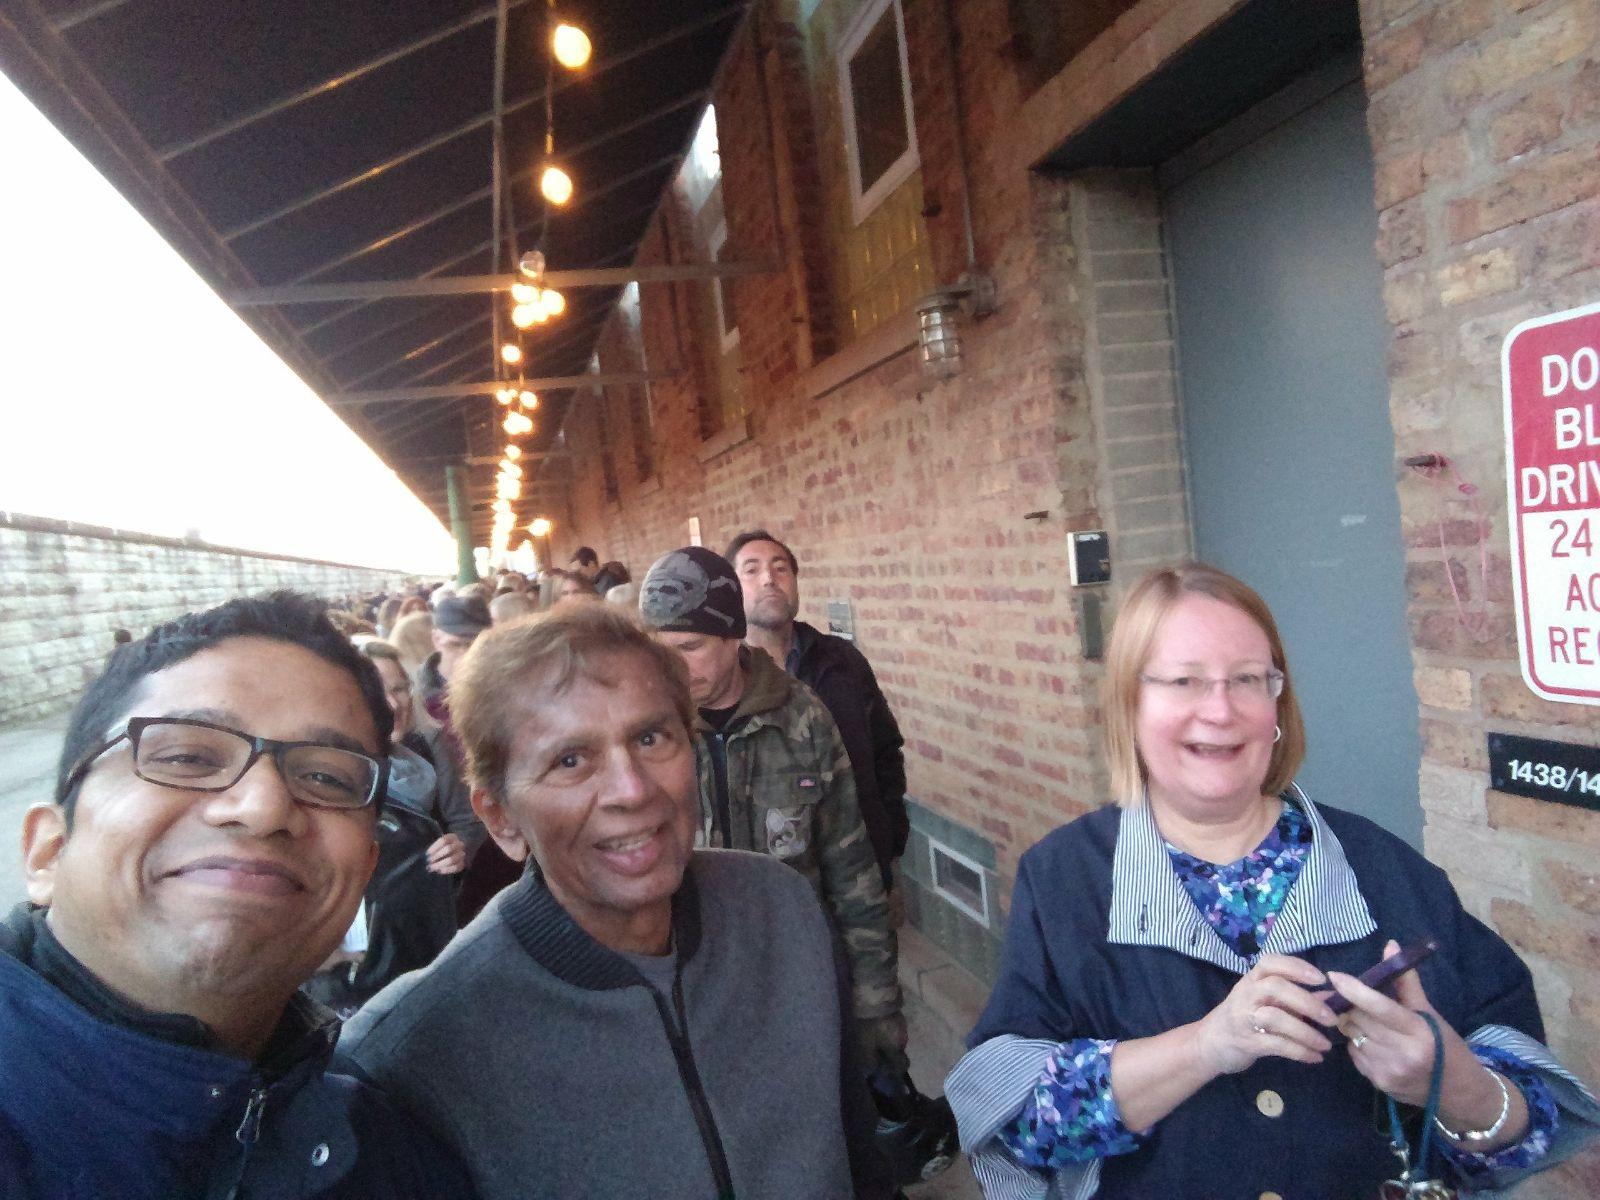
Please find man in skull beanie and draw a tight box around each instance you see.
[639,547,908,1072]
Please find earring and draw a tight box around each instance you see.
[1273,725,1282,744]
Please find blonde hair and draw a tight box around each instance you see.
[389,611,435,678]
[449,603,695,804]
[1102,563,1305,806]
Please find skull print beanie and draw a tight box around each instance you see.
[638,546,748,640]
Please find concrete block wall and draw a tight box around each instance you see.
[0,513,404,727]
[1069,170,1193,582]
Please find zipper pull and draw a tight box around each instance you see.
[235,1087,268,1145]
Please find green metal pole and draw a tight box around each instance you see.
[444,465,478,586]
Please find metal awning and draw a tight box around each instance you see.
[0,0,748,543]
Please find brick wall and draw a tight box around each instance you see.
[1359,0,1600,1154]
[553,4,1600,1176]
[0,512,404,727]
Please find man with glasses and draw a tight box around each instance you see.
[1,592,470,1199]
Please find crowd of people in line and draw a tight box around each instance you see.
[3,532,1598,1199]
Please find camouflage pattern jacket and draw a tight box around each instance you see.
[694,646,902,1023]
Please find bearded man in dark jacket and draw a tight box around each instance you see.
[728,530,909,889]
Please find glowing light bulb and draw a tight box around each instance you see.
[539,288,566,317]
[505,445,521,460]
[510,281,538,304]
[552,23,591,69]
[529,517,553,537]
[500,462,523,479]
[502,411,534,436]
[492,499,512,514]
[519,390,538,409]
[500,343,523,365]
[495,388,515,405]
[512,302,548,329]
[540,165,573,206]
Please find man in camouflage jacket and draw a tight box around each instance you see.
[639,546,907,1070]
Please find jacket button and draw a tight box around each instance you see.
[207,1085,223,1100]
[1256,1089,1285,1118]
[310,1143,330,1167]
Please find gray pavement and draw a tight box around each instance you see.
[0,715,66,905]
[902,926,984,1200]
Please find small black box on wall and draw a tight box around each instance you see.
[1068,531,1110,586]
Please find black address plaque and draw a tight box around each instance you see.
[1487,732,1600,813]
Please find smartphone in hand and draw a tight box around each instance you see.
[1326,937,1440,1016]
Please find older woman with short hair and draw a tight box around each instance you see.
[948,563,1597,1198]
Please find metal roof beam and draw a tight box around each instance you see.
[330,371,673,406]
[395,339,495,388]
[293,202,650,340]
[283,150,681,288]
[236,256,769,305]
[156,2,537,162]
[318,297,462,365]
[390,453,568,470]
[53,0,137,31]
[338,313,489,389]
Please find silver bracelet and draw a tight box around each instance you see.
[1434,1069,1511,1143]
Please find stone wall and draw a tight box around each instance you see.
[547,5,1600,1182]
[0,512,406,727]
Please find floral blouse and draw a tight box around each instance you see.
[998,803,1558,1182]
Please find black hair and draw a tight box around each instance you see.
[723,529,798,575]
[55,590,393,820]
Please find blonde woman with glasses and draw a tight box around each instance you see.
[947,563,1596,1199]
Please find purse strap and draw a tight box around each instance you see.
[1386,1012,1447,1185]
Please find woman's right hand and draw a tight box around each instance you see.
[1194,955,1338,1075]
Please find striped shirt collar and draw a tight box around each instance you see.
[1107,784,1377,973]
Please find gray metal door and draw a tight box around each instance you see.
[1163,77,1423,845]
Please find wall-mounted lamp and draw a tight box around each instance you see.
[914,270,996,380]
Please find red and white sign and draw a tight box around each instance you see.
[1503,301,1600,705]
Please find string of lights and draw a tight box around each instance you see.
[487,1,592,562]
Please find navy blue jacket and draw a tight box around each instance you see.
[0,907,471,1200]
[960,799,1596,1199]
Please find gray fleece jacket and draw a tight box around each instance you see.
[338,849,885,1199]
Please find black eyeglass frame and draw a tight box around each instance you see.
[61,716,388,811]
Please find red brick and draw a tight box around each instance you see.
[1491,896,1600,971]
[1447,148,1600,243]
[1480,672,1596,726]
[1489,790,1600,848]
[1549,859,1600,917]
[1489,84,1567,161]
[1364,20,1427,93]
[1420,717,1491,770]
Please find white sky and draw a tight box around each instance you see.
[0,73,457,575]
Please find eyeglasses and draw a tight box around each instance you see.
[63,717,386,811]
[1139,669,1285,707]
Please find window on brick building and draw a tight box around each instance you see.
[674,107,746,442]
[709,222,740,353]
[618,282,656,482]
[839,0,917,223]
[589,355,620,505]
[803,0,933,342]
